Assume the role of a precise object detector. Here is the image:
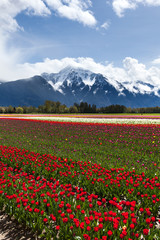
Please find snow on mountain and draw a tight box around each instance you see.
[42,67,97,93]
[40,66,160,107]
[83,76,96,86]
[121,80,155,95]
[42,66,157,96]
[48,80,64,94]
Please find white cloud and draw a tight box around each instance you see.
[152,57,160,65]
[112,0,136,17]
[0,0,96,34]
[0,35,21,80]
[123,57,148,83]
[112,0,160,17]
[44,0,97,27]
[101,21,110,30]
[0,0,51,33]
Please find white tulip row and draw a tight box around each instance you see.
[21,116,160,125]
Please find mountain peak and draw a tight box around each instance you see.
[42,66,96,86]
[58,66,92,75]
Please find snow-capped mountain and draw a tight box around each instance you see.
[42,66,158,96]
[41,67,127,107]
[42,67,98,92]
[0,66,160,107]
[41,67,160,107]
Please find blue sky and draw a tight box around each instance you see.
[13,1,160,64]
[1,0,160,92]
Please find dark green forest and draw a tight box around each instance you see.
[1,100,160,114]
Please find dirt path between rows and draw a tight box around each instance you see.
[0,211,37,240]
[0,210,159,240]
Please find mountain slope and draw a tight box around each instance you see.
[0,76,56,106]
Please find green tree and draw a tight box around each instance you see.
[44,100,52,113]
[7,105,15,113]
[0,107,5,113]
[69,105,78,113]
[16,107,24,114]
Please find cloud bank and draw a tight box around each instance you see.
[112,0,160,17]
[5,56,159,95]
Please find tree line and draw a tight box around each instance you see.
[1,101,160,114]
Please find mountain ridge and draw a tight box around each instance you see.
[0,67,160,108]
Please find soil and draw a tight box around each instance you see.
[0,210,159,240]
[0,211,37,240]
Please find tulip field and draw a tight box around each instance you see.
[0,117,160,239]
